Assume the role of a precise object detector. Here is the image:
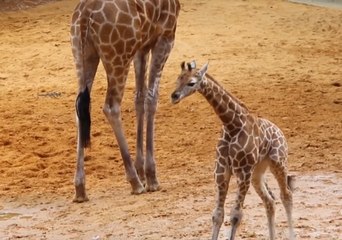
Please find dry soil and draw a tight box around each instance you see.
[0,0,341,239]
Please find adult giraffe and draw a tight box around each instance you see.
[70,0,180,202]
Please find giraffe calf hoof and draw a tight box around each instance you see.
[72,195,89,203]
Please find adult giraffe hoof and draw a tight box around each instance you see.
[136,169,146,187]
[73,185,89,202]
[146,183,161,192]
[72,195,89,203]
[146,177,160,192]
[130,185,146,195]
[129,178,146,195]
[146,174,160,192]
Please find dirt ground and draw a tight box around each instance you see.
[0,0,341,239]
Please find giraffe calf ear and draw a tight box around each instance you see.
[198,62,209,79]
[186,60,197,71]
[190,60,196,69]
[187,62,192,71]
[181,61,186,70]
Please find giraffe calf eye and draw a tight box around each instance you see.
[187,82,196,87]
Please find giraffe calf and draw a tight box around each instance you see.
[171,61,295,240]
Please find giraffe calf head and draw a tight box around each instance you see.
[171,60,208,104]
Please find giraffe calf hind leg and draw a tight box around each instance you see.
[280,181,295,239]
[270,162,295,239]
[252,160,276,239]
[252,179,276,238]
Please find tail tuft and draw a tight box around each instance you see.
[287,175,295,192]
[76,87,91,148]
[265,181,276,200]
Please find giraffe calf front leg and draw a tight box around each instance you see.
[227,208,243,240]
[227,175,250,240]
[212,207,224,240]
[212,160,230,240]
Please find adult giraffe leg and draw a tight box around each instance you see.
[72,37,99,203]
[145,36,174,191]
[133,50,149,185]
[103,66,145,195]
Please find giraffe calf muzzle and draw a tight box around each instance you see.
[171,91,181,104]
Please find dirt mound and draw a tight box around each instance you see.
[0,0,341,239]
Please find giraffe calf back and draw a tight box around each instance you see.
[258,118,288,163]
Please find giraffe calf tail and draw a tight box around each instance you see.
[287,175,295,192]
[264,181,276,200]
[76,86,91,148]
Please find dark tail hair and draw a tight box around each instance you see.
[76,87,91,148]
[287,175,295,192]
[265,181,276,200]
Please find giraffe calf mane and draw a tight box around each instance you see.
[204,73,249,111]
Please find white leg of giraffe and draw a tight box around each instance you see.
[103,67,145,195]
[144,36,174,191]
[269,160,296,240]
[252,160,276,240]
[133,50,149,185]
[74,123,87,202]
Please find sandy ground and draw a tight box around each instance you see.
[0,0,341,239]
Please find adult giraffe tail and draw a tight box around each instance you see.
[76,86,91,148]
[74,3,95,149]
